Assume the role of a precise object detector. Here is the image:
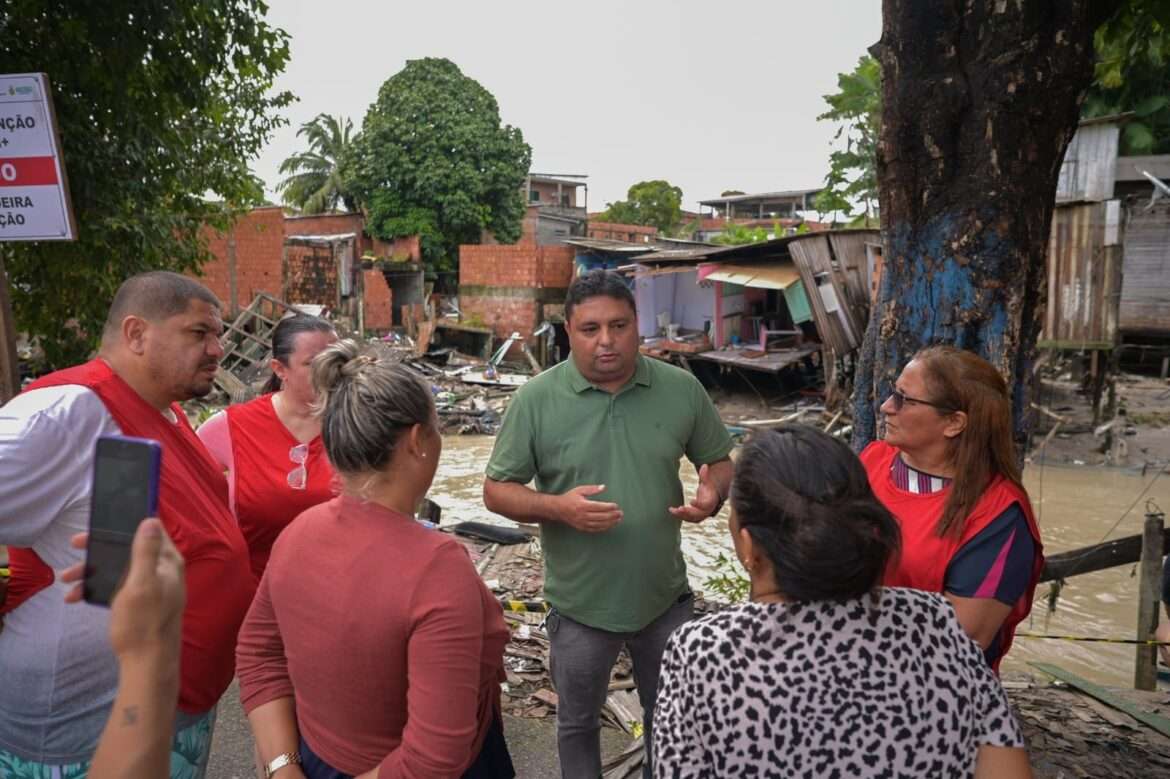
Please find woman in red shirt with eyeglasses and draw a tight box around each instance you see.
[860,345,1044,670]
[197,314,338,578]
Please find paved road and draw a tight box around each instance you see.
[206,680,632,779]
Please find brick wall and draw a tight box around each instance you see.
[283,214,420,262]
[197,208,413,331]
[539,245,575,288]
[461,245,543,287]
[283,244,338,307]
[457,244,574,348]
[587,221,657,243]
[198,206,285,312]
[363,270,393,331]
[459,296,542,341]
[283,212,404,330]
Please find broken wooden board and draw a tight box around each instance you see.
[215,292,313,399]
[1030,663,1170,739]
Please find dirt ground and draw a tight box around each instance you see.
[1030,370,1170,469]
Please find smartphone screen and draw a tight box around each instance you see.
[84,436,162,606]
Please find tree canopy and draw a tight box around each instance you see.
[277,114,359,213]
[343,58,531,276]
[1084,0,1170,154]
[599,180,684,235]
[2,0,292,367]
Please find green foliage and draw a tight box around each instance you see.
[703,553,750,603]
[2,0,293,367]
[343,59,532,275]
[816,55,881,226]
[599,200,641,226]
[710,222,773,245]
[599,179,684,234]
[1086,0,1170,154]
[277,114,359,213]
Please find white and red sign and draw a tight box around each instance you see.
[0,73,76,241]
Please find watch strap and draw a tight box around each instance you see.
[264,752,302,778]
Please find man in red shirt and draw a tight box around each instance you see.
[0,272,254,776]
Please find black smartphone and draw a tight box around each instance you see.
[84,435,162,606]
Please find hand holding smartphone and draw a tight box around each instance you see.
[84,436,162,606]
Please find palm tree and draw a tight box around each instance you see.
[276,114,357,213]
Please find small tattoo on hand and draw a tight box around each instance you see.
[122,706,139,726]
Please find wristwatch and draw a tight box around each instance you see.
[264,752,302,778]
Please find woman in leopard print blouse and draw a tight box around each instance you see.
[653,426,1031,778]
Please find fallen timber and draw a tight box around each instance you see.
[1039,525,1170,582]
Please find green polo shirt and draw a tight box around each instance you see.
[485,354,733,632]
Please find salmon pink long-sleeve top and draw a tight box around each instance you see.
[236,495,509,778]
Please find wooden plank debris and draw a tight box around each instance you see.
[215,292,313,400]
[1041,526,1170,582]
[1030,663,1170,739]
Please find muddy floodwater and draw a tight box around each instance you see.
[432,435,1170,687]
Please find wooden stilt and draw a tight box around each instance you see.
[1135,511,1165,691]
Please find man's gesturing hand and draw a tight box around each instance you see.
[668,463,722,523]
[556,484,623,532]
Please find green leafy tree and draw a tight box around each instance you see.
[2,0,292,367]
[598,200,641,225]
[343,58,531,275]
[710,223,772,245]
[1085,0,1170,154]
[814,55,881,227]
[277,114,358,213]
[599,180,684,234]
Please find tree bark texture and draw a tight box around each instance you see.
[852,0,1119,452]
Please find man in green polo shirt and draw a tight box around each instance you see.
[483,270,733,779]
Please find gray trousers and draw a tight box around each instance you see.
[546,593,693,779]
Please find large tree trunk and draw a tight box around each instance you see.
[852,0,1120,453]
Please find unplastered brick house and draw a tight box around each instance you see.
[196,208,420,332]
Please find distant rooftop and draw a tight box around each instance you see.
[698,188,822,207]
[528,173,588,187]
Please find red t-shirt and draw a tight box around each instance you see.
[236,496,509,778]
[224,395,335,578]
[861,441,1043,669]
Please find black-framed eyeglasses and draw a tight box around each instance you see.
[888,388,954,413]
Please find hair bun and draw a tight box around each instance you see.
[312,339,361,397]
[341,353,376,378]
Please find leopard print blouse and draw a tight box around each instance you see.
[653,588,1024,778]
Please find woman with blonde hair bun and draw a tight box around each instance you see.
[236,340,514,779]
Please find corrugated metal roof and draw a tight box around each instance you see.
[284,232,358,244]
[563,238,654,253]
[699,188,822,206]
[528,174,587,187]
[629,246,725,263]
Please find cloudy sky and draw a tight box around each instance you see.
[253,0,882,213]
